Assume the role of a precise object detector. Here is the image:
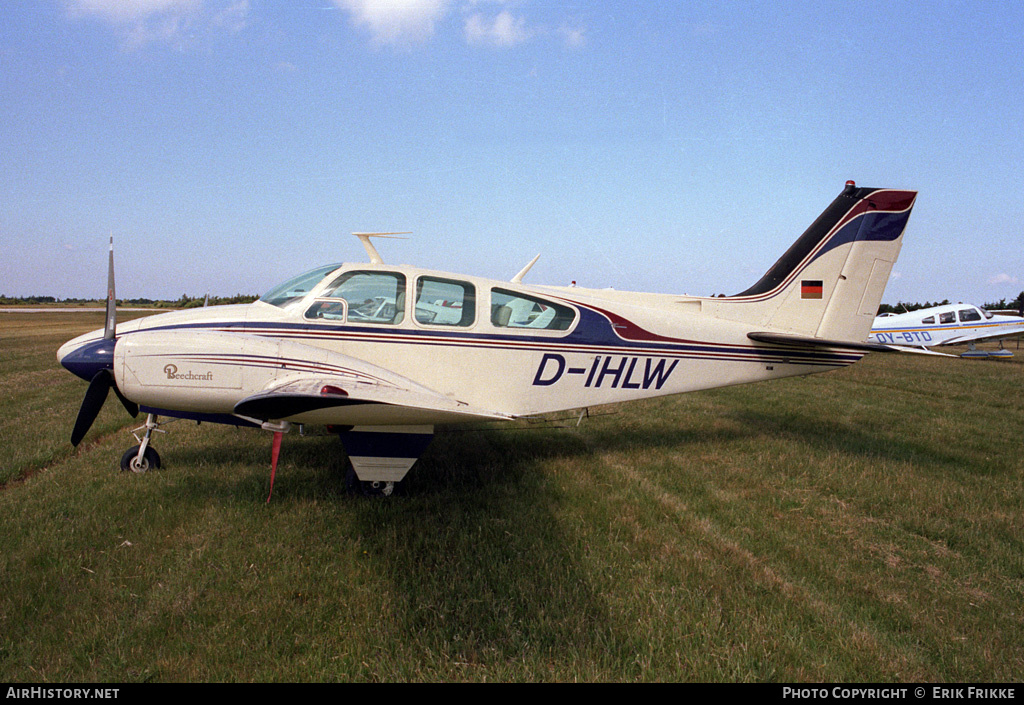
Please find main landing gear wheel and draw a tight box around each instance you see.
[345,466,401,497]
[120,445,161,473]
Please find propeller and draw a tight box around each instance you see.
[69,236,138,446]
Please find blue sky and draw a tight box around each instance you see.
[2,1,1023,304]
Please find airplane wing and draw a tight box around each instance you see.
[883,345,957,357]
[936,324,1024,346]
[234,373,513,426]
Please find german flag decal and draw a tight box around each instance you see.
[801,280,823,299]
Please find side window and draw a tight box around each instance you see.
[306,271,406,324]
[414,277,475,327]
[305,298,348,321]
[939,312,956,324]
[921,316,935,324]
[959,308,982,322]
[490,288,576,331]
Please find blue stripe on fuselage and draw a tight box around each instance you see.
[138,305,860,367]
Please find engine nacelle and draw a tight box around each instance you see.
[115,330,336,415]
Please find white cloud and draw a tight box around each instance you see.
[210,1,250,35]
[558,23,585,49]
[334,0,452,46]
[464,10,531,47]
[65,0,249,48]
[988,273,1021,286]
[333,1,584,50]
[67,0,205,23]
[69,1,583,51]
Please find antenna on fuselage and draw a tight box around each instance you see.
[352,232,411,264]
[511,254,541,283]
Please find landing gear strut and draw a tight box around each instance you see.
[121,413,165,473]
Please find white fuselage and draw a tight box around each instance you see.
[59,263,863,427]
[869,303,1024,349]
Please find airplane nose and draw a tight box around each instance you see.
[58,337,116,382]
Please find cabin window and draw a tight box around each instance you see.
[305,298,348,321]
[921,316,935,324]
[958,308,982,323]
[414,277,475,327]
[306,271,406,324]
[490,288,576,331]
[939,312,956,324]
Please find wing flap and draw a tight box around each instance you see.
[885,345,957,357]
[234,374,511,425]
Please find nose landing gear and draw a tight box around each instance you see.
[120,414,165,473]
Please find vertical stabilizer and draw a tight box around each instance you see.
[730,183,917,342]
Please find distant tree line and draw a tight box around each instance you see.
[0,295,60,305]
[0,294,259,307]
[174,294,260,309]
[5,290,1023,316]
[981,292,1024,313]
[878,299,951,315]
[879,291,1024,315]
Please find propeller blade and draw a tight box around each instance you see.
[111,382,139,418]
[71,370,113,446]
[69,237,137,445]
[104,234,116,340]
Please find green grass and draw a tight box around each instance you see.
[1,313,1021,681]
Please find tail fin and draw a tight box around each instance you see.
[729,182,917,342]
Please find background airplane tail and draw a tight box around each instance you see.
[729,183,917,342]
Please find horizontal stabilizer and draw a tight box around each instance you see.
[748,331,895,353]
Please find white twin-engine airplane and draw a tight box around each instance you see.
[869,303,1024,357]
[58,181,917,497]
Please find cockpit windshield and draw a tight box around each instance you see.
[259,264,341,308]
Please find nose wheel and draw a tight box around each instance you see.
[120,444,161,473]
[121,413,166,473]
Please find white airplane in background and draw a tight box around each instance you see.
[58,181,917,497]
[869,303,1024,357]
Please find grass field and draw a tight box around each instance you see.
[1,311,1021,682]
